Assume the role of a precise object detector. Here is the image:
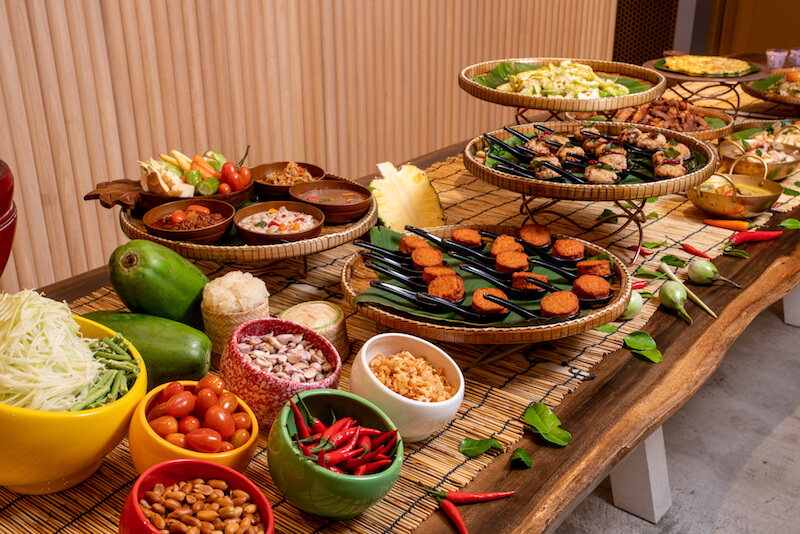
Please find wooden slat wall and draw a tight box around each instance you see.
[0,0,617,293]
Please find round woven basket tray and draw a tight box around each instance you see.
[120,177,377,264]
[342,225,632,345]
[565,104,733,142]
[741,67,800,108]
[463,120,717,201]
[458,58,666,112]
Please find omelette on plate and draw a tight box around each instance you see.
[663,55,751,76]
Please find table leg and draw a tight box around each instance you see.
[782,284,800,327]
[609,425,672,523]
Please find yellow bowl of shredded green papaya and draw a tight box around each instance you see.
[0,290,147,494]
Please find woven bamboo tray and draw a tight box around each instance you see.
[342,225,632,345]
[458,58,666,112]
[463,120,717,201]
[566,104,734,141]
[741,67,800,107]
[121,195,377,264]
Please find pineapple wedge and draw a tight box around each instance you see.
[370,162,444,232]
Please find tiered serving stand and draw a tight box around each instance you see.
[458,58,721,262]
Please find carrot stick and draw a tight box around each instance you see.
[703,219,750,232]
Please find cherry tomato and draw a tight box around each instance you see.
[238,166,251,185]
[218,182,232,195]
[165,391,196,418]
[196,375,226,397]
[186,204,211,214]
[170,209,186,224]
[179,415,201,434]
[165,432,187,449]
[221,162,237,183]
[204,405,236,440]
[228,172,246,192]
[186,428,223,453]
[217,392,239,414]
[219,441,234,452]
[147,401,168,421]
[230,428,251,449]
[194,388,219,417]
[160,382,184,404]
[149,415,179,438]
[232,411,252,430]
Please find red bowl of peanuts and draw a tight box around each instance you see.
[118,458,274,534]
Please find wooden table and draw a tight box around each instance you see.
[39,141,800,533]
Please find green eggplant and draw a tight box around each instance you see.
[203,150,227,172]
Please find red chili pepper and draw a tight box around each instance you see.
[371,429,397,449]
[628,245,652,256]
[328,466,345,474]
[321,416,353,440]
[680,243,712,259]
[357,427,383,437]
[354,458,392,476]
[297,396,327,434]
[289,399,311,440]
[317,449,326,467]
[323,446,366,467]
[418,482,515,504]
[729,230,783,246]
[439,499,469,534]
[335,427,361,454]
[294,434,314,458]
[631,280,647,290]
[357,434,371,454]
[329,426,359,448]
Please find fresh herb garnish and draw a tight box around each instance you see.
[511,448,532,469]
[522,403,571,447]
[597,209,619,224]
[643,241,666,249]
[779,218,800,229]
[255,221,268,228]
[460,437,503,458]
[723,247,750,259]
[624,331,662,362]
[596,324,618,333]
[783,187,800,196]
[661,254,687,268]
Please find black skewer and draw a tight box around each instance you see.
[360,251,422,276]
[476,230,587,269]
[415,292,510,323]
[403,226,486,259]
[482,293,580,321]
[483,133,536,162]
[537,161,588,184]
[363,262,429,292]
[459,264,546,300]
[368,280,443,313]
[354,239,413,264]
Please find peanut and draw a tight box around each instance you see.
[138,478,266,534]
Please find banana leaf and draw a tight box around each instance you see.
[474,62,651,95]
[353,227,581,328]
[750,75,783,92]
[474,62,538,89]
[577,114,727,130]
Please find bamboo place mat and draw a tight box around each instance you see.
[4,156,800,534]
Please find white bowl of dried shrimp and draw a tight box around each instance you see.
[350,333,464,442]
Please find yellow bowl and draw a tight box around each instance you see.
[0,316,147,494]
[128,380,259,474]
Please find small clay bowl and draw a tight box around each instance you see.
[253,161,326,200]
[143,199,235,244]
[233,201,325,244]
[289,179,372,224]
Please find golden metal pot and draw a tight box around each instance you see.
[687,155,783,219]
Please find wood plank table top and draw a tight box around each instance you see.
[39,140,800,534]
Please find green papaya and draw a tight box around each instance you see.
[108,240,208,328]
[83,311,211,390]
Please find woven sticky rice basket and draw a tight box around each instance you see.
[202,299,271,355]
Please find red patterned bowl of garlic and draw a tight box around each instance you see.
[220,318,342,430]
